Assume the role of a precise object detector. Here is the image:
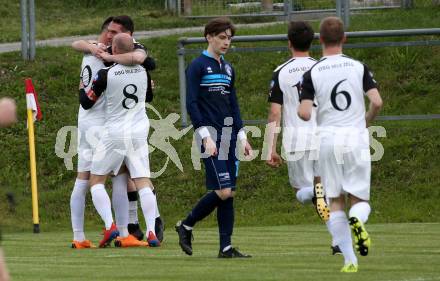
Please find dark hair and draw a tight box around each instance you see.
[100,16,114,32]
[204,17,236,38]
[112,15,134,34]
[287,21,314,52]
[319,17,345,46]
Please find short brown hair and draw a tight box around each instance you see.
[204,17,236,38]
[319,17,345,46]
[288,21,314,52]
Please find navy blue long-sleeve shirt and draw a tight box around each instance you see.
[186,50,243,140]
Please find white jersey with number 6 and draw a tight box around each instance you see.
[300,54,378,200]
[301,54,377,131]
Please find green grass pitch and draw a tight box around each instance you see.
[3,223,440,281]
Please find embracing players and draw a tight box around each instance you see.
[71,16,163,248]
[79,32,160,247]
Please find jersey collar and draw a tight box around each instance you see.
[322,54,344,59]
[202,50,224,62]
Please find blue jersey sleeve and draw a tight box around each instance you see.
[228,67,244,133]
[185,60,205,129]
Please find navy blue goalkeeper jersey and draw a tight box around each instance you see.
[186,50,243,140]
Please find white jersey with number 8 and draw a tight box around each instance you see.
[103,64,149,140]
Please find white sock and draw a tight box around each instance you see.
[70,179,88,241]
[111,173,129,233]
[296,186,314,204]
[349,202,371,223]
[138,187,157,235]
[222,245,232,252]
[328,211,358,265]
[129,200,139,224]
[155,194,161,218]
[90,184,113,230]
[325,220,337,247]
[119,227,129,238]
[183,224,193,231]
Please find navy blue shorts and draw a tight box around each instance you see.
[202,141,239,190]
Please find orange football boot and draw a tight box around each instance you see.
[114,234,149,247]
[71,240,96,249]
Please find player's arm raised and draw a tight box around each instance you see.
[99,48,147,65]
[79,68,108,110]
[72,40,106,56]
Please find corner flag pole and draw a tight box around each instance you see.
[25,78,41,233]
[27,106,39,233]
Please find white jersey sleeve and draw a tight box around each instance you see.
[269,57,318,152]
[78,53,106,123]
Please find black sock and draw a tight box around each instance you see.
[217,197,234,251]
[127,191,138,202]
[127,191,138,226]
[183,191,222,227]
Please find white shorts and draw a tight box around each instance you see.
[91,137,150,178]
[318,136,371,200]
[77,122,105,173]
[287,150,319,189]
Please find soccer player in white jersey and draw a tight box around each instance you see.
[266,21,340,254]
[70,17,114,249]
[71,17,148,249]
[266,21,331,216]
[72,16,164,243]
[80,33,160,247]
[298,17,383,272]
